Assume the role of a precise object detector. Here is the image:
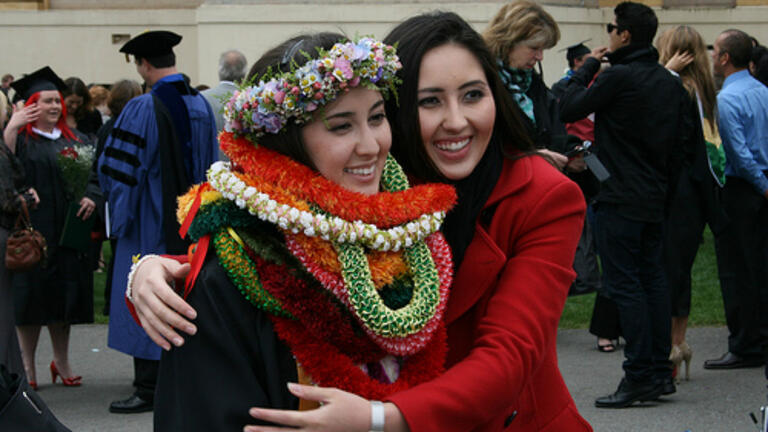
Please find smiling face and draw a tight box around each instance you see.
[64,94,83,114]
[507,42,544,69]
[35,90,63,130]
[301,87,391,195]
[417,43,496,181]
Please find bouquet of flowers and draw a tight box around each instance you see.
[57,144,96,252]
[57,144,95,200]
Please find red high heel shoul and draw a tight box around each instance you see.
[50,361,82,387]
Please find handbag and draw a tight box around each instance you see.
[0,365,71,432]
[5,199,47,271]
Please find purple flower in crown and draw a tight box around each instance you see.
[252,111,283,134]
[262,80,279,100]
[370,67,383,83]
[263,113,284,134]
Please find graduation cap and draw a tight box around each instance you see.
[9,66,67,100]
[559,39,592,62]
[119,30,182,62]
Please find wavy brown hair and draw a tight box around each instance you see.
[483,1,560,60]
[657,25,717,132]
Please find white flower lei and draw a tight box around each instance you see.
[207,161,445,252]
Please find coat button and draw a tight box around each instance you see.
[504,411,518,428]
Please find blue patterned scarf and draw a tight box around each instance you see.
[497,59,535,125]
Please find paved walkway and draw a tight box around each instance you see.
[26,325,766,431]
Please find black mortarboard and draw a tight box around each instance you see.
[119,30,182,62]
[559,40,592,62]
[9,66,67,100]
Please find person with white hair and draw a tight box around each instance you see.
[202,50,247,133]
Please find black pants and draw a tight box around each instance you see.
[134,357,159,402]
[596,205,671,383]
[715,177,768,360]
[587,203,622,340]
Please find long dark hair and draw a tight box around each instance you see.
[244,32,345,170]
[63,77,91,120]
[384,11,533,267]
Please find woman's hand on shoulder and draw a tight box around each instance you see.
[245,384,409,432]
[131,256,197,350]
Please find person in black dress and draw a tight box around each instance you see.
[3,66,100,389]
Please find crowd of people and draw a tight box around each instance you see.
[1,1,767,430]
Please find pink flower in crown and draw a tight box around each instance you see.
[274,90,286,105]
[306,102,318,112]
[333,58,354,80]
[349,76,361,87]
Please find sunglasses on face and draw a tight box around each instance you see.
[606,23,619,34]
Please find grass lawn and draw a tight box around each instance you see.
[559,227,725,329]
[93,228,726,329]
[93,241,111,324]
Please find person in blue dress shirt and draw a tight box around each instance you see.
[703,29,768,372]
[98,30,218,414]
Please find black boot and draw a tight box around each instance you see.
[595,378,663,408]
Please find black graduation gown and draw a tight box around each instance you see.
[154,249,298,432]
[12,130,98,325]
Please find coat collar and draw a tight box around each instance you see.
[444,154,534,323]
[484,153,534,210]
[606,44,658,66]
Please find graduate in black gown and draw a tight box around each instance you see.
[3,66,101,389]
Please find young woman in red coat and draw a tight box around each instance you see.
[128,12,591,432]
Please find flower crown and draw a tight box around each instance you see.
[223,37,401,139]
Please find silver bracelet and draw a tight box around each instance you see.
[370,400,385,432]
[125,254,160,303]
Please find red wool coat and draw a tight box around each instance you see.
[387,155,592,431]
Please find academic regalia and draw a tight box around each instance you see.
[550,41,591,100]
[155,253,298,431]
[98,73,218,360]
[12,129,97,325]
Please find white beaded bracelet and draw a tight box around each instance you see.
[125,254,161,303]
[370,400,385,432]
